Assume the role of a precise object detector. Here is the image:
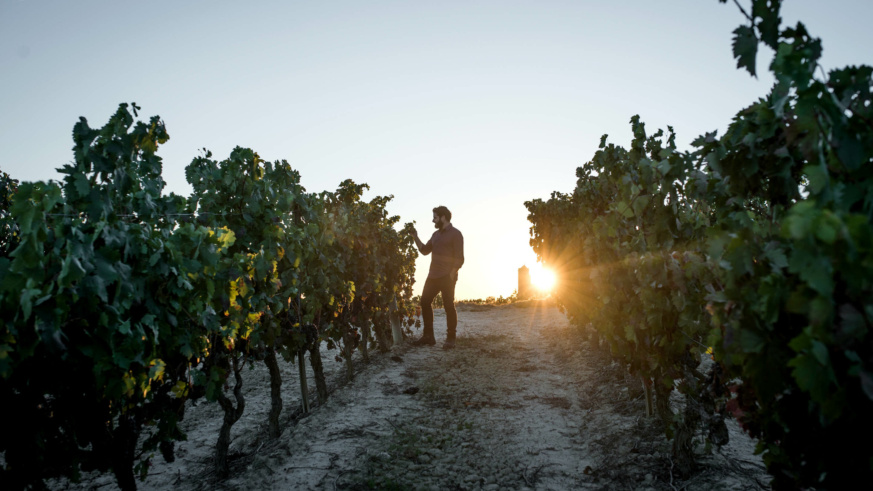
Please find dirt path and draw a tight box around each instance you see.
[54,304,768,490]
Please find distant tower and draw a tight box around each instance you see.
[518,265,532,299]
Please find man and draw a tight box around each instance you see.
[411,205,464,349]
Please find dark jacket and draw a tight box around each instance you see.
[420,223,464,279]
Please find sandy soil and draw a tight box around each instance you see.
[52,303,769,490]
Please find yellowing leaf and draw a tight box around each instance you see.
[171,381,189,398]
[122,372,136,397]
[149,359,166,381]
[229,279,240,306]
[214,227,236,251]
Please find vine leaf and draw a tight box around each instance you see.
[732,25,758,77]
[751,0,781,49]
[838,304,866,341]
[788,352,832,403]
[861,371,873,402]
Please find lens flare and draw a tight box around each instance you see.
[529,263,556,292]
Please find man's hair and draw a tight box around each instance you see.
[433,205,452,222]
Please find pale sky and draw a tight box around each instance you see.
[2,0,872,299]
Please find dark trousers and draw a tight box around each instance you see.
[420,275,457,341]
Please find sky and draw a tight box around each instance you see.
[2,0,872,300]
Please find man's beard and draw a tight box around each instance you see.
[434,221,442,230]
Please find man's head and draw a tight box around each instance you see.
[432,205,452,230]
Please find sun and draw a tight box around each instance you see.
[529,263,556,292]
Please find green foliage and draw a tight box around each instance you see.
[0,103,418,489]
[529,1,873,487]
[186,146,305,355]
[298,180,417,363]
[0,104,230,489]
[0,169,19,256]
[703,1,873,487]
[526,117,719,473]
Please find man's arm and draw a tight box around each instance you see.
[451,230,464,280]
[454,230,464,269]
[412,228,432,255]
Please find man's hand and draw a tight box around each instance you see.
[411,226,427,253]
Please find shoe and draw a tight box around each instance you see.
[442,339,456,350]
[411,337,436,347]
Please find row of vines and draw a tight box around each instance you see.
[0,104,419,490]
[526,0,872,488]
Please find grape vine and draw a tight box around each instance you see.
[0,104,418,489]
[527,0,873,487]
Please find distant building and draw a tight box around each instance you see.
[518,265,532,299]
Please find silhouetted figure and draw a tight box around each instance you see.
[411,206,464,349]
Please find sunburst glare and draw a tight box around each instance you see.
[529,263,556,292]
